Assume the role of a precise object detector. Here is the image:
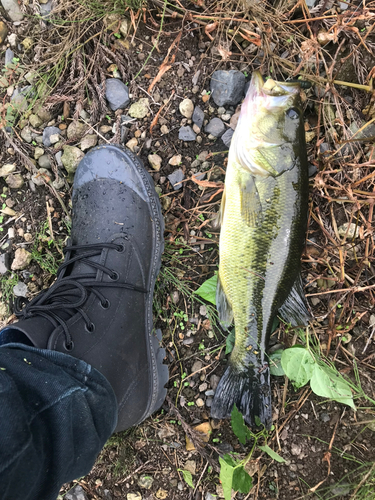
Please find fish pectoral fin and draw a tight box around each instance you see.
[278,274,313,327]
[239,173,262,227]
[249,147,280,177]
[216,276,233,328]
[212,186,226,229]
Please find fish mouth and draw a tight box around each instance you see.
[250,71,301,97]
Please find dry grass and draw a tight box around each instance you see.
[21,0,138,121]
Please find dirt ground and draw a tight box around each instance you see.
[0,0,375,499]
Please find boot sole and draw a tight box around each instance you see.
[106,145,168,430]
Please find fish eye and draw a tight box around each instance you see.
[286,108,300,120]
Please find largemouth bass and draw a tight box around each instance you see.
[211,71,311,428]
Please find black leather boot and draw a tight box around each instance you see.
[1,145,168,432]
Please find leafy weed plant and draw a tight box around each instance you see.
[31,220,65,276]
[219,405,285,500]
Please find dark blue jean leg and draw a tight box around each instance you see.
[0,344,118,500]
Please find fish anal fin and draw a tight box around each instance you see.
[216,276,233,328]
[278,274,313,327]
[239,173,262,227]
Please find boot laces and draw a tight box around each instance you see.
[14,242,147,350]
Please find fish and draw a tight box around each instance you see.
[211,71,312,428]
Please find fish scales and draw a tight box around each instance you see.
[211,71,311,428]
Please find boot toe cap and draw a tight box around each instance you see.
[73,144,151,203]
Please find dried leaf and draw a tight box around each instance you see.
[217,45,232,60]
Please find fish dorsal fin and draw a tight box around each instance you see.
[212,186,226,229]
[239,172,262,227]
[216,275,233,328]
[278,274,313,327]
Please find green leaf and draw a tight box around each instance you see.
[310,364,355,409]
[232,465,252,493]
[219,455,235,500]
[231,405,250,445]
[258,445,286,463]
[225,328,235,354]
[269,350,285,376]
[179,469,194,488]
[281,347,315,388]
[195,274,217,304]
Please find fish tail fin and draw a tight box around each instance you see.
[211,363,272,429]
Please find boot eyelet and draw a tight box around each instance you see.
[64,341,74,351]
[85,322,95,333]
[116,244,125,253]
[109,271,119,281]
[101,299,110,309]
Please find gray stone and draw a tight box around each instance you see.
[11,87,30,113]
[308,164,317,177]
[29,114,43,128]
[210,374,220,391]
[65,485,88,500]
[119,19,128,37]
[179,98,194,119]
[11,248,32,270]
[291,443,302,456]
[321,410,333,427]
[52,176,65,190]
[221,128,234,147]
[178,126,196,141]
[13,281,27,297]
[168,169,185,190]
[49,133,61,145]
[32,168,50,186]
[20,126,32,143]
[191,359,203,373]
[67,121,88,140]
[6,173,24,189]
[0,253,10,274]
[138,474,153,489]
[205,389,215,397]
[205,118,225,137]
[8,33,16,46]
[338,222,359,239]
[38,154,51,169]
[1,0,24,21]
[80,134,97,151]
[339,1,348,10]
[34,147,44,160]
[5,48,14,66]
[148,154,162,171]
[206,397,213,408]
[205,493,218,500]
[40,0,54,18]
[43,126,61,147]
[210,70,246,107]
[192,106,204,129]
[331,483,350,495]
[128,98,149,118]
[0,164,16,177]
[105,78,130,111]
[126,494,141,500]
[36,107,52,123]
[61,146,84,175]
[55,151,62,167]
